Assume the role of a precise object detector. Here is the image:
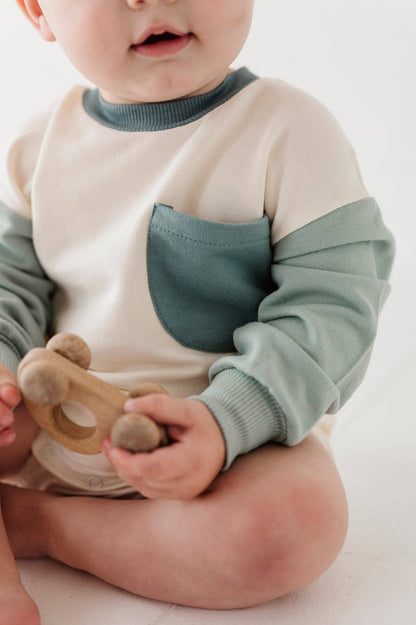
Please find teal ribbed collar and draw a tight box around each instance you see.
[82,67,258,132]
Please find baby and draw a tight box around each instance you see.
[0,0,394,623]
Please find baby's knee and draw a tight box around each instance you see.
[221,477,348,605]
[273,476,348,592]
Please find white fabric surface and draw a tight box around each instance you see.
[18,270,416,624]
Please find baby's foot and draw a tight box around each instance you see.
[0,582,41,625]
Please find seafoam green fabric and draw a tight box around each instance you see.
[196,197,395,469]
[0,201,54,374]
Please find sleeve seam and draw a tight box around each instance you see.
[0,333,25,361]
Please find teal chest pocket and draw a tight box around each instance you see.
[147,203,273,353]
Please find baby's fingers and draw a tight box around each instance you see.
[0,426,16,446]
[0,401,17,447]
[124,394,194,428]
[101,437,189,497]
[0,373,21,446]
[0,362,21,409]
[0,404,14,428]
[0,384,20,409]
[0,387,19,430]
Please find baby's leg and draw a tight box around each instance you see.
[0,404,40,625]
[3,433,348,610]
[0,510,41,625]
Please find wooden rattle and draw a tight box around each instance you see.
[17,333,169,455]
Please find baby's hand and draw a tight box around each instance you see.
[0,365,21,447]
[101,395,226,499]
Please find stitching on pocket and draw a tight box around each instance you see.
[150,223,270,248]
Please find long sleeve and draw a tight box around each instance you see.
[196,197,394,469]
[0,202,54,374]
[0,112,55,374]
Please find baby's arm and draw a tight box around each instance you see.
[196,197,394,470]
[193,93,396,470]
[0,204,54,376]
[0,121,55,377]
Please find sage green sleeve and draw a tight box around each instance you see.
[0,201,54,375]
[196,197,395,469]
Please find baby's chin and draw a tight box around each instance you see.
[99,68,231,105]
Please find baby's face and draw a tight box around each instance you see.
[35,0,255,103]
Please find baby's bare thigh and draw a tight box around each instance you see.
[0,403,38,477]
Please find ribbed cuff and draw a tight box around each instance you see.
[192,369,287,470]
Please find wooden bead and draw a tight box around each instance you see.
[111,413,164,452]
[19,360,69,406]
[46,333,91,369]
